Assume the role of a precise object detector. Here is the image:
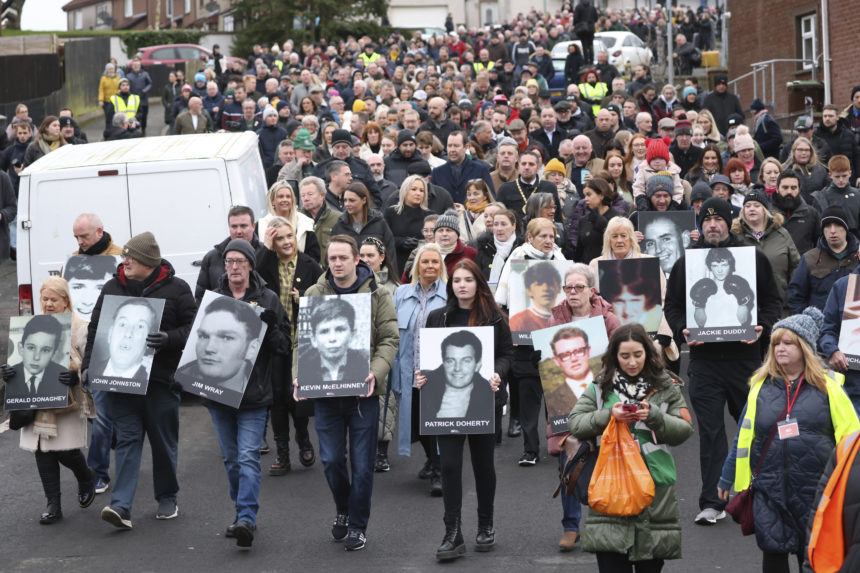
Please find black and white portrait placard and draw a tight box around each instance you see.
[88,295,166,395]
[63,255,120,320]
[4,314,72,411]
[418,326,495,435]
[638,211,695,277]
[685,246,757,342]
[506,259,573,345]
[532,317,609,434]
[838,274,860,370]
[175,291,269,408]
[296,293,371,399]
[597,258,663,333]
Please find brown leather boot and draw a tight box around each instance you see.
[558,531,579,552]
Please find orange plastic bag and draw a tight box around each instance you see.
[587,417,655,516]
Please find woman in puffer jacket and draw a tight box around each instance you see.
[569,323,693,571]
[719,307,860,573]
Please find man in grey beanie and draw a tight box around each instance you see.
[82,231,196,530]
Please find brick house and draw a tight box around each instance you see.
[727,0,858,122]
[63,0,232,31]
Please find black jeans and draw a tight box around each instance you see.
[518,375,544,456]
[35,448,92,506]
[762,551,802,573]
[688,358,756,510]
[437,433,496,525]
[596,552,664,573]
[410,390,439,470]
[270,376,310,453]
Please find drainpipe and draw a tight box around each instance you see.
[820,0,831,104]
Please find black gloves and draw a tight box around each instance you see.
[146,331,169,351]
[260,309,277,328]
[58,370,79,387]
[400,236,420,250]
[690,278,717,308]
[724,275,755,309]
[656,334,673,350]
[0,364,15,382]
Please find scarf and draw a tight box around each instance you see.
[520,241,556,260]
[490,235,516,284]
[611,370,651,404]
[467,198,490,214]
[438,239,457,256]
[80,232,112,256]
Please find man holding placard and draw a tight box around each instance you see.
[664,197,781,526]
[82,232,196,530]
[820,268,860,412]
[188,238,289,549]
[295,235,398,552]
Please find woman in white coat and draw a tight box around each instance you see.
[258,180,321,263]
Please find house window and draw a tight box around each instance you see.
[124,0,133,18]
[223,14,234,31]
[166,0,173,19]
[799,14,816,70]
[73,9,83,29]
[184,0,191,13]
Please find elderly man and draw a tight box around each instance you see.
[368,153,398,205]
[299,176,341,265]
[497,150,560,225]
[583,109,616,160]
[315,129,381,207]
[174,96,210,135]
[635,111,654,137]
[72,213,123,257]
[490,138,519,190]
[565,135,605,196]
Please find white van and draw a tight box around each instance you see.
[16,132,268,314]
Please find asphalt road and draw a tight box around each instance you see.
[0,113,766,572]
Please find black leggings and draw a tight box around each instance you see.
[270,377,310,452]
[596,552,664,573]
[762,551,802,573]
[34,449,92,506]
[437,433,496,525]
[410,390,439,470]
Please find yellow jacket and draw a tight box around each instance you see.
[99,75,121,104]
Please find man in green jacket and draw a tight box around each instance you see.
[296,234,398,551]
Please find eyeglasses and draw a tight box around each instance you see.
[225,258,249,267]
[562,284,589,294]
[555,347,589,361]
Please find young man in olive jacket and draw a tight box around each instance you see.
[294,234,398,551]
[201,239,291,549]
[82,232,197,530]
[663,198,782,525]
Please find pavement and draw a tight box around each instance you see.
[0,114,765,572]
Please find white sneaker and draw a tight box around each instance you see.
[694,508,726,525]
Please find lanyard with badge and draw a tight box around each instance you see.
[777,376,804,440]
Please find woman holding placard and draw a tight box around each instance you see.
[417,258,513,561]
[390,243,448,494]
[0,277,95,524]
[718,308,859,573]
[569,323,693,572]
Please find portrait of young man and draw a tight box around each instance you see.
[4,314,69,409]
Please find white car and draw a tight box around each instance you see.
[595,31,653,72]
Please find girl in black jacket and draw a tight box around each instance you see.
[574,177,623,263]
[418,258,514,562]
[256,218,323,475]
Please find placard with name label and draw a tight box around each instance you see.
[4,314,72,411]
[87,295,166,395]
[838,274,860,370]
[296,293,372,398]
[418,326,495,436]
[175,291,269,408]
[505,259,574,345]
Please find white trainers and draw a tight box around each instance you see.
[694,508,726,525]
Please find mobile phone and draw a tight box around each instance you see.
[621,403,639,413]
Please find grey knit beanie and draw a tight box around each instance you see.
[224,239,257,269]
[646,172,674,198]
[434,210,460,236]
[772,307,824,350]
[122,232,161,268]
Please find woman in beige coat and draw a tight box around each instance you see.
[1,277,95,524]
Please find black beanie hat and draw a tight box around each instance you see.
[698,197,733,228]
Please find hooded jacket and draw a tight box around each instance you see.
[731,217,800,309]
[303,261,399,395]
[770,195,820,254]
[330,209,399,270]
[813,183,860,238]
[788,234,859,313]
[383,148,423,187]
[83,260,197,387]
[256,123,288,167]
[195,235,261,303]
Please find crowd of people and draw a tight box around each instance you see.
[3,0,860,570]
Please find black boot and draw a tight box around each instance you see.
[475,520,495,552]
[507,417,522,437]
[374,441,390,473]
[269,447,291,476]
[40,498,62,525]
[78,469,96,508]
[429,469,443,497]
[435,517,465,561]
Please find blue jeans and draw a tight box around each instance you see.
[87,389,113,482]
[207,405,268,526]
[314,396,379,532]
[106,382,180,515]
[559,450,582,532]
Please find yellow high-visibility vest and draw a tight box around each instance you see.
[109,93,141,120]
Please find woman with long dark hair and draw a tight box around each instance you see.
[417,259,514,561]
[330,182,398,270]
[569,323,693,571]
